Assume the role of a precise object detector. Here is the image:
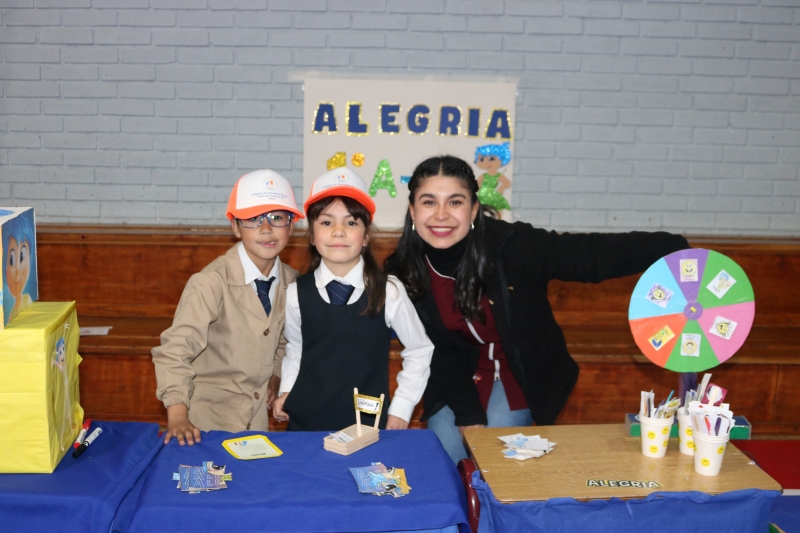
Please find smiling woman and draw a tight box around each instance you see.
[384,155,690,463]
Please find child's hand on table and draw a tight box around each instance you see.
[164,404,202,446]
[386,415,409,430]
[272,393,290,422]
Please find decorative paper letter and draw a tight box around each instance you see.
[485,109,512,140]
[380,104,401,134]
[438,106,461,136]
[347,102,369,136]
[407,104,430,135]
[313,103,337,134]
[369,159,397,198]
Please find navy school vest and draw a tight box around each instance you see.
[284,272,391,431]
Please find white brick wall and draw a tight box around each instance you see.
[1,0,799,235]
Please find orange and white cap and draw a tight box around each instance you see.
[304,167,376,221]
[226,169,304,221]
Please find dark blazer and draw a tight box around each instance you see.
[412,218,689,427]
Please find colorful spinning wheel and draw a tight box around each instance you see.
[629,249,755,372]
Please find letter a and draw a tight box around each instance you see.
[369,159,397,198]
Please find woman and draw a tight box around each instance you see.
[385,155,689,462]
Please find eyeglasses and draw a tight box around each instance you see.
[237,211,295,228]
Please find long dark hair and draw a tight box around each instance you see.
[384,155,495,322]
[306,196,387,317]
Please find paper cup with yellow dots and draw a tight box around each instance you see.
[693,431,729,476]
[639,414,674,458]
[676,407,694,456]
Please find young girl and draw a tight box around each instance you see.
[272,168,432,431]
[153,169,304,445]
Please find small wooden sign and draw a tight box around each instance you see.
[323,388,383,456]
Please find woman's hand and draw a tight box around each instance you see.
[458,424,485,437]
[385,415,409,430]
[272,393,290,422]
[164,404,201,446]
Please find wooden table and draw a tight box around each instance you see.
[464,424,781,503]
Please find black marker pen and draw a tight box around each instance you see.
[73,427,103,458]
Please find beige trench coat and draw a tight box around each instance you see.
[153,245,297,432]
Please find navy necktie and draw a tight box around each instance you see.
[254,277,275,316]
[326,280,355,306]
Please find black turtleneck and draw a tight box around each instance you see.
[424,236,469,278]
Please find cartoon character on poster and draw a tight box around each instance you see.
[3,211,38,322]
[52,337,73,452]
[474,142,512,213]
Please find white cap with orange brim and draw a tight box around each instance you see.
[303,167,376,221]
[226,169,304,221]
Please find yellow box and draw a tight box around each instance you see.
[0,302,84,473]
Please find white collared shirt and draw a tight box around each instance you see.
[281,257,433,423]
[238,242,281,303]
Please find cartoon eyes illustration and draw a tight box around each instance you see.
[647,431,656,439]
[649,446,659,454]
[717,446,725,455]
[662,427,669,435]
[701,458,710,467]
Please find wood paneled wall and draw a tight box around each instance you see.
[35,225,800,435]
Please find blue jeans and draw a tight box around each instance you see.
[426,379,533,464]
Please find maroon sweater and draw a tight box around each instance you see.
[426,260,528,412]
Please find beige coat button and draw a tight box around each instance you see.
[254,391,260,400]
[263,328,270,336]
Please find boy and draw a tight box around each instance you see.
[153,169,303,445]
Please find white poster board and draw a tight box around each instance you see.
[302,76,517,228]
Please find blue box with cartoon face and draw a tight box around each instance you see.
[1,207,38,328]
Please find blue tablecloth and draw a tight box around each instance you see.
[0,421,161,533]
[472,471,780,533]
[111,429,469,533]
[771,496,800,533]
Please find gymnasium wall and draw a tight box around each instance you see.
[1,0,799,235]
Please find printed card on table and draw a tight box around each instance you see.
[349,463,410,498]
[173,461,232,493]
[222,434,282,460]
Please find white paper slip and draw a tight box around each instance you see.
[498,433,529,444]
[499,433,556,459]
[503,449,544,460]
[80,326,113,336]
[328,431,354,443]
[222,435,282,460]
[518,438,550,451]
